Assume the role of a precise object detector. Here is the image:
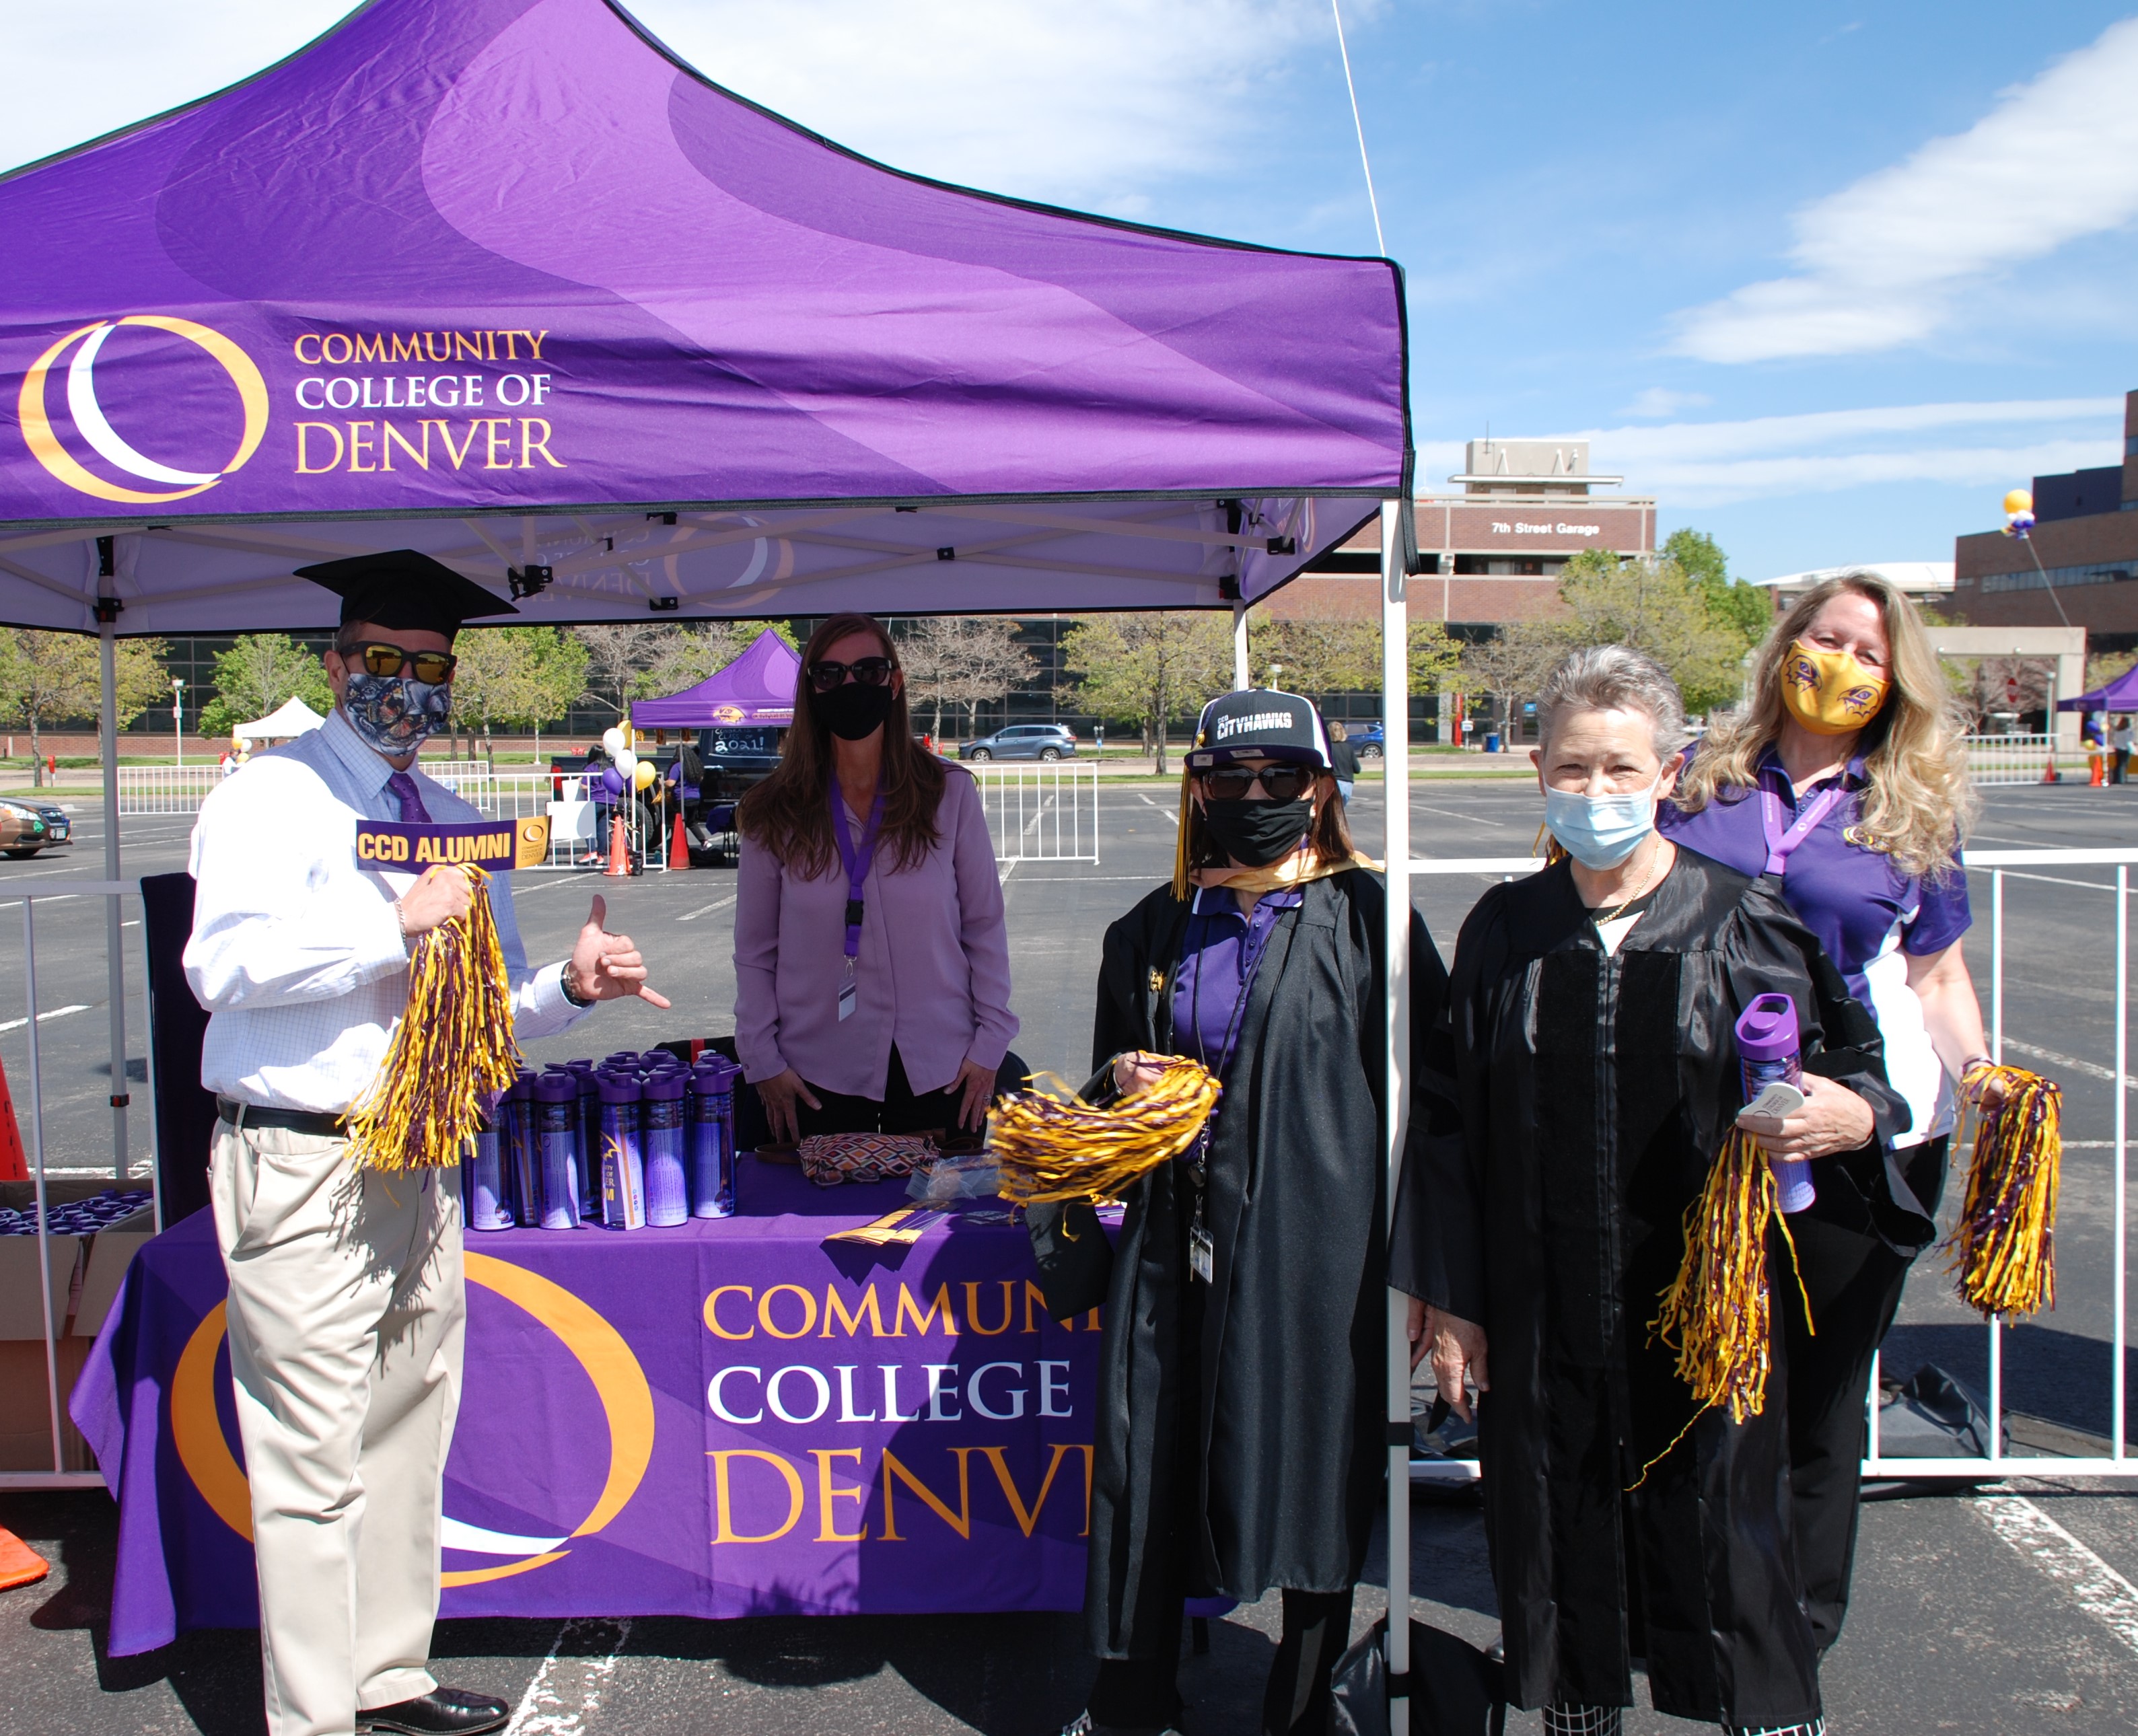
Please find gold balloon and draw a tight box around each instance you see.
[633,760,657,791]
[2003,489,2034,515]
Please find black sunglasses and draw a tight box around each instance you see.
[808,656,896,693]
[1197,765,1316,803]
[352,643,458,684]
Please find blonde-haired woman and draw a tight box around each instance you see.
[1660,570,1993,1654]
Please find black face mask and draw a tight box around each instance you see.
[816,681,896,742]
[1200,797,1314,868]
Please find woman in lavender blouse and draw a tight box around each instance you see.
[733,612,1017,1143]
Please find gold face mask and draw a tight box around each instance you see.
[1780,639,1889,736]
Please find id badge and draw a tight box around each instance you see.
[838,963,857,1022]
[1188,1221,1215,1284]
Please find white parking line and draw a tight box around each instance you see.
[0,1003,90,1035]
[2001,1037,2136,1093]
[504,1616,632,1735]
[1975,1494,2138,1658]
[677,894,736,922]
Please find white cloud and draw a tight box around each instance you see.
[1420,397,2124,507]
[0,1,1340,206]
[1672,16,2138,362]
[1620,388,1711,418]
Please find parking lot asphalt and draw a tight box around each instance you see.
[2,776,2137,1733]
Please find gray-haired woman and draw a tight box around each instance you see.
[1394,645,1907,1736]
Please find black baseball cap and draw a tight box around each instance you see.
[296,549,519,635]
[1185,688,1332,770]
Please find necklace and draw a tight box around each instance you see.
[1592,834,1667,928]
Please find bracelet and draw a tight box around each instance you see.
[1958,1054,1995,1081]
[560,960,594,1007]
[394,898,411,948]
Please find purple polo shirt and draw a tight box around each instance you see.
[1172,883,1304,1075]
[1658,746,1970,1144]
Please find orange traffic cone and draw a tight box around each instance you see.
[2041,754,2061,784]
[0,1529,49,1593]
[668,813,690,871]
[2091,752,2106,787]
[603,814,632,877]
[0,1052,25,1183]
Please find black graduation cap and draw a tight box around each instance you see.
[295,549,518,635]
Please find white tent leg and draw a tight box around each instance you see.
[98,610,129,1180]
[1232,600,1250,690]
[1379,499,1411,1734]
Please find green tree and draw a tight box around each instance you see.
[1558,550,1747,715]
[1248,615,1380,694]
[1662,528,1771,651]
[0,629,168,786]
[1457,621,1573,742]
[452,627,592,766]
[1061,612,1232,772]
[1408,620,1463,701]
[896,617,1037,741]
[197,633,334,737]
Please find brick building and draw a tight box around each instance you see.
[1262,437,1656,632]
[1950,389,2138,653]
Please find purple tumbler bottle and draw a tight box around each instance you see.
[688,1063,736,1219]
[532,1073,583,1231]
[641,1072,689,1226]
[1735,993,1815,1213]
[505,1072,539,1227]
[463,1091,513,1231]
[568,1062,602,1219]
[597,1073,647,1229]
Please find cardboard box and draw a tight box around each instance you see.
[0,1336,94,1472]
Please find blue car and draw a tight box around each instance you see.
[1336,721,1384,760]
[959,723,1078,762]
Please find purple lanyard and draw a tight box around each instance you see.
[830,785,886,962]
[1760,774,1849,876]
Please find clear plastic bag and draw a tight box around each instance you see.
[906,1151,1003,1203]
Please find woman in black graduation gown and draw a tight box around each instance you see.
[1030,688,1446,1736]
[1397,647,1907,1736]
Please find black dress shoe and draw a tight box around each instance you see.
[359,1687,511,1735]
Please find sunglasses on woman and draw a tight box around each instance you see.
[808,656,896,692]
[350,643,458,683]
[1197,764,1317,803]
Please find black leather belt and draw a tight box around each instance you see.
[217,1097,347,1138]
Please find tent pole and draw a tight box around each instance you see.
[1232,600,1250,690]
[1379,498,1411,1734]
[97,605,129,1180]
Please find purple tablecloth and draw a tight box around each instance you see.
[71,1160,1103,1656]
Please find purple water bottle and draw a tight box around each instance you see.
[641,1072,689,1226]
[688,1063,736,1219]
[532,1073,583,1231]
[598,1073,647,1229]
[1736,993,1815,1213]
[505,1072,539,1227]
[568,1062,602,1218]
[464,1091,513,1231]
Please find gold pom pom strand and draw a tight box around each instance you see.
[1946,1063,2061,1319]
[990,1053,1220,1205]
[345,865,524,1172]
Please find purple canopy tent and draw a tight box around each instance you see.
[0,0,1424,1710]
[2057,665,2138,713]
[629,629,799,729]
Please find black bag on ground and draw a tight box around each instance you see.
[1329,1615,1506,1736]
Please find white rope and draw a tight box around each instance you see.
[1330,0,1386,256]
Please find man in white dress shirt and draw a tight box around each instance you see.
[185,551,668,1736]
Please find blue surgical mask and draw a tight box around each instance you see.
[1543,775,1660,869]
[343,672,452,756]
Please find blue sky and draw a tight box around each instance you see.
[9,1,2137,581]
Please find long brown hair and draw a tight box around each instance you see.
[1674,572,1975,879]
[736,614,949,876]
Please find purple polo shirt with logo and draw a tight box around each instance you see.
[1658,746,1970,1145]
[1172,883,1304,1074]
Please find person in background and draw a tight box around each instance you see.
[186,550,666,1736]
[1661,569,1993,1654]
[734,612,1016,1142]
[1325,719,1361,802]
[1034,688,1445,1736]
[2112,714,2133,786]
[1403,645,1903,1736]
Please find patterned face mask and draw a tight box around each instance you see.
[343,672,452,755]
[1780,639,1888,736]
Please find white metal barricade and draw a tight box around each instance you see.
[0,878,155,1490]
[1404,848,2138,1485]
[1967,733,2058,786]
[972,760,1099,863]
[114,766,225,812]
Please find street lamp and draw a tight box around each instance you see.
[172,678,184,768]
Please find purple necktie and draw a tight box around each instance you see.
[386,770,430,823]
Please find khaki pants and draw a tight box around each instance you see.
[211,1120,465,1736]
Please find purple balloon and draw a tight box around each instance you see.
[600,765,627,797]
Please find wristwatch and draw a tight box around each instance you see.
[560,959,594,1007]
